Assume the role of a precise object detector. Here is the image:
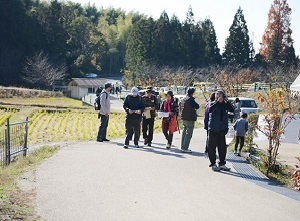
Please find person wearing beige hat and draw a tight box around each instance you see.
[142,86,158,147]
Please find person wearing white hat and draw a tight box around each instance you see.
[123,87,145,149]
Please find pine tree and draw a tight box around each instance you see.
[181,6,204,67]
[201,18,221,65]
[152,11,173,66]
[259,0,295,64]
[125,18,154,72]
[169,15,184,65]
[223,7,251,66]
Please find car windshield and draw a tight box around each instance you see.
[240,100,258,108]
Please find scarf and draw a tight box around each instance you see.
[164,99,172,113]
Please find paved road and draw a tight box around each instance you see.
[35,128,300,221]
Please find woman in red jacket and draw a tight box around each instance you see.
[160,91,179,149]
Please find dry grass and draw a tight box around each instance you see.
[27,111,164,145]
[0,97,83,108]
[0,86,63,99]
[0,146,59,221]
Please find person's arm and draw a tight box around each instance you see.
[100,92,109,114]
[123,95,130,113]
[245,121,249,132]
[160,101,165,112]
[173,99,179,115]
[226,101,235,112]
[190,98,200,109]
[209,101,218,113]
[140,97,145,113]
[154,96,158,110]
[233,121,237,130]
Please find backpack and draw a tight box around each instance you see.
[94,89,108,110]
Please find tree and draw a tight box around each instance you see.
[223,7,251,66]
[259,0,296,64]
[23,51,67,89]
[152,11,173,65]
[256,88,297,175]
[201,18,222,65]
[181,6,205,67]
[125,18,154,73]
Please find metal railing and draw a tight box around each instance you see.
[0,117,29,167]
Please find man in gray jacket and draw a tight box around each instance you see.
[97,83,111,142]
[180,88,200,153]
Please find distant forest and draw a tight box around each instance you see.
[0,0,298,88]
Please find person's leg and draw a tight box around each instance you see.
[181,120,187,149]
[205,130,209,153]
[239,136,245,152]
[235,136,240,152]
[142,118,148,139]
[103,115,109,139]
[208,131,219,166]
[168,133,173,146]
[124,118,133,145]
[133,118,141,145]
[162,120,169,141]
[97,114,108,141]
[218,129,228,166]
[182,120,195,150]
[147,118,154,144]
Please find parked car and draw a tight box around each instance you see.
[85,73,97,78]
[228,97,260,114]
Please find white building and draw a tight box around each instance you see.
[68,78,112,99]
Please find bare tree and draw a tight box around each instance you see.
[23,51,68,89]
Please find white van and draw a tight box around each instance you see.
[228,97,260,114]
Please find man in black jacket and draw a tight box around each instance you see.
[180,88,200,153]
[123,87,145,149]
[208,90,234,171]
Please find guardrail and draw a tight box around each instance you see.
[0,118,29,167]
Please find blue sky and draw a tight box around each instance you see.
[73,0,300,56]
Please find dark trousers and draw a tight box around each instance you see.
[142,117,154,143]
[208,129,228,166]
[235,136,245,152]
[205,130,209,152]
[97,115,109,140]
[126,127,134,140]
[125,117,141,145]
[162,120,173,145]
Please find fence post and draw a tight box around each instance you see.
[5,118,11,166]
[23,117,29,157]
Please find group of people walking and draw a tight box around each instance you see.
[97,83,249,172]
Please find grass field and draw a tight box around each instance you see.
[0,146,59,220]
[0,97,83,108]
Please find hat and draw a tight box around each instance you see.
[146,86,153,92]
[187,87,195,96]
[131,87,139,95]
[105,83,112,89]
[216,90,225,96]
[166,90,173,96]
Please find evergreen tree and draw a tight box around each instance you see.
[223,7,251,66]
[125,18,154,73]
[169,15,184,65]
[152,11,173,65]
[181,6,204,67]
[259,0,296,64]
[201,18,221,65]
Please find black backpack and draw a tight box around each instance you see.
[94,89,108,110]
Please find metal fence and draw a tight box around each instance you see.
[0,118,29,167]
